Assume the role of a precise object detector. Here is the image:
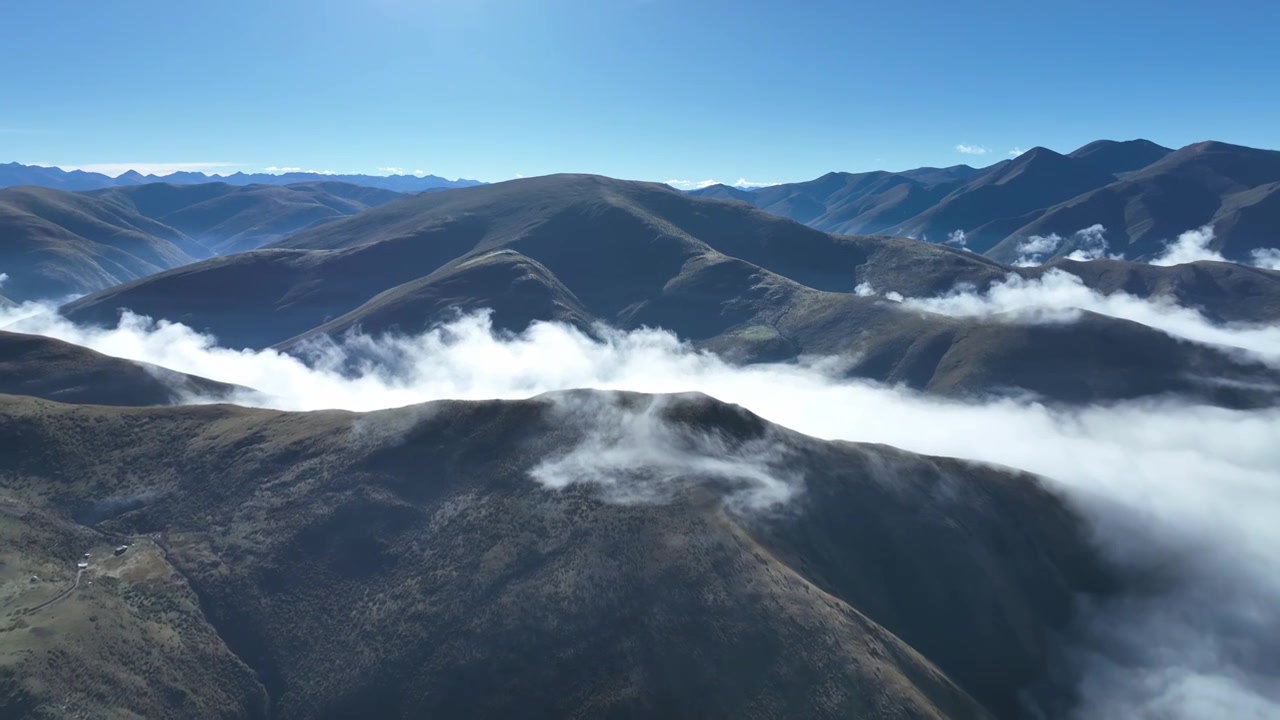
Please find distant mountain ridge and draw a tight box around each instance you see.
[0,181,406,300]
[0,161,485,192]
[690,139,1280,263]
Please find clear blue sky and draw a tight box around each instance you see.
[2,0,1277,186]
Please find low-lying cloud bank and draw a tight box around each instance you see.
[3,293,1279,719]
[900,268,1280,365]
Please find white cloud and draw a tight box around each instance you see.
[1150,225,1225,266]
[378,166,406,175]
[56,162,238,177]
[944,229,967,248]
[1064,224,1115,261]
[853,282,877,297]
[1014,233,1062,266]
[413,169,426,176]
[3,289,1280,718]
[1008,147,1026,157]
[665,179,720,190]
[902,268,1280,365]
[955,144,989,155]
[0,272,7,289]
[263,166,302,174]
[1249,247,1280,271]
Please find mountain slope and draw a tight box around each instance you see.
[59,174,1280,406]
[0,389,1114,718]
[0,186,196,301]
[0,330,243,406]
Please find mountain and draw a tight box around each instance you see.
[0,386,1113,718]
[988,141,1280,263]
[887,147,1120,252]
[60,175,1280,406]
[83,181,406,255]
[688,140,1280,265]
[0,182,409,300]
[0,161,484,192]
[1066,139,1174,176]
[0,186,198,301]
[0,329,244,406]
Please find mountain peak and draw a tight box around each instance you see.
[1068,139,1173,175]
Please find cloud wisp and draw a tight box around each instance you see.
[2,293,1280,718]
[1150,225,1226,266]
[955,143,989,155]
[901,268,1280,365]
[1012,224,1119,266]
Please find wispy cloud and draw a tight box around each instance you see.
[56,162,239,177]
[1150,225,1225,266]
[413,169,426,176]
[955,144,989,156]
[731,178,775,188]
[1008,146,1025,157]
[1251,248,1280,271]
[379,166,406,175]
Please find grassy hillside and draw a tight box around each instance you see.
[0,186,196,301]
[0,390,1114,718]
[0,330,244,406]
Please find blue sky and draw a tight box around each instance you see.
[2,0,1277,186]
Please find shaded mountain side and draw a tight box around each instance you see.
[0,330,245,406]
[85,181,407,255]
[890,147,1119,253]
[0,391,1116,718]
[0,161,482,192]
[0,186,197,301]
[991,141,1280,262]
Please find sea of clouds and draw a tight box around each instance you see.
[3,243,1280,718]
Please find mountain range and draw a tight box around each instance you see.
[56,174,1280,407]
[691,139,1280,263]
[0,140,1277,719]
[0,162,483,193]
